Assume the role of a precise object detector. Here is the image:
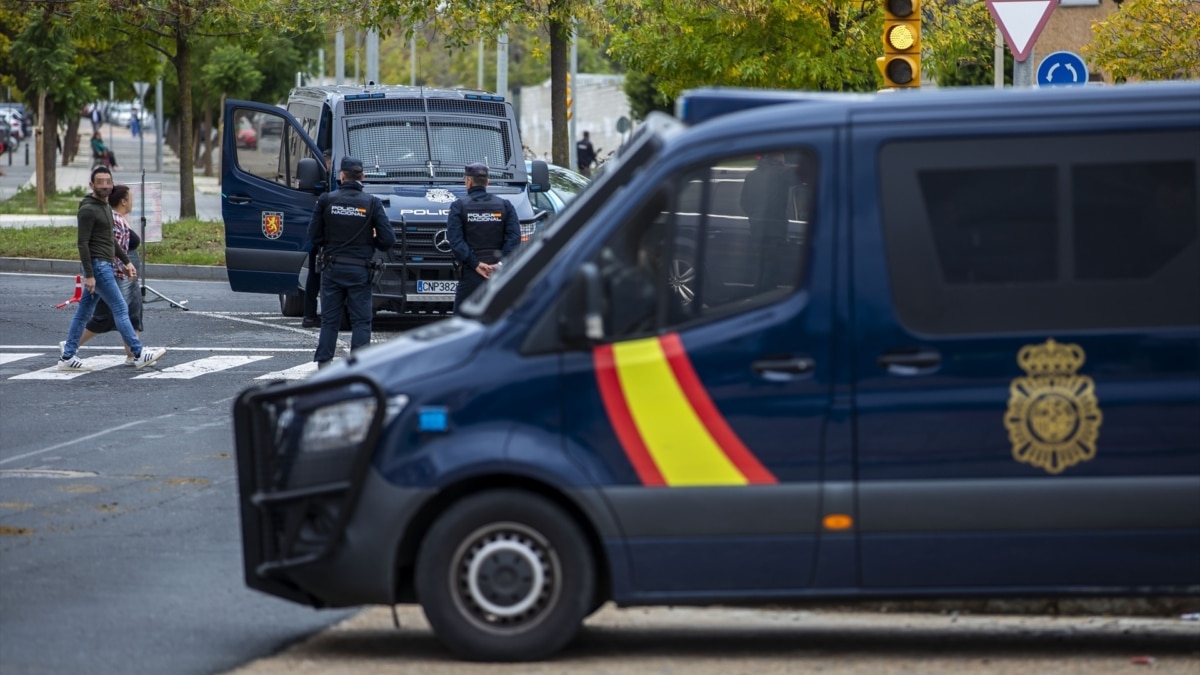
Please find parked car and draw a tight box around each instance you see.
[0,119,13,154]
[526,160,589,217]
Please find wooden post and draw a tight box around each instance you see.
[36,90,46,214]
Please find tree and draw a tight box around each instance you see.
[320,0,611,167]
[624,69,674,121]
[90,0,308,219]
[924,0,1011,87]
[1084,0,1200,82]
[606,0,880,97]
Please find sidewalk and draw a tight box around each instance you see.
[0,116,223,227]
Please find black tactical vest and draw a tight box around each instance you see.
[463,193,507,257]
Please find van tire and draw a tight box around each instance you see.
[415,490,595,662]
[279,290,303,317]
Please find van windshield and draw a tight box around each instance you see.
[462,113,684,322]
[345,115,516,181]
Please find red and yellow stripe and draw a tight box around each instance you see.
[594,333,777,487]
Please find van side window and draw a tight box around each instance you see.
[881,130,1200,333]
[232,106,291,186]
[592,149,817,341]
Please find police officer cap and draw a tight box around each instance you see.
[464,162,489,178]
[340,156,364,173]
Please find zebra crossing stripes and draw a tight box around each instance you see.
[134,355,273,380]
[11,355,129,380]
[256,362,319,380]
[3,351,318,381]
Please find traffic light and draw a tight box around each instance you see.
[566,73,574,121]
[877,0,921,88]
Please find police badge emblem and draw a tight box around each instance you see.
[425,189,456,204]
[1004,339,1103,474]
[261,211,284,240]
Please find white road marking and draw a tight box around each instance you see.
[257,362,319,381]
[10,355,129,380]
[0,345,313,353]
[0,419,155,466]
[0,353,41,366]
[134,354,274,379]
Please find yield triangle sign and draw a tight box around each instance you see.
[987,0,1057,63]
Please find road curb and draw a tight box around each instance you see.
[0,256,226,282]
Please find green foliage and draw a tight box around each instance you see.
[924,0,1010,87]
[624,69,674,121]
[607,0,879,97]
[201,45,264,100]
[1084,0,1200,81]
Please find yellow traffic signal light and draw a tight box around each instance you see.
[566,73,574,121]
[877,0,921,88]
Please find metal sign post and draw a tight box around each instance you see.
[986,0,1057,87]
[133,80,188,311]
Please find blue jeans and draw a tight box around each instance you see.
[63,259,143,359]
[314,263,372,363]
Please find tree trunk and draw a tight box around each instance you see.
[549,13,570,168]
[39,95,58,197]
[174,31,197,219]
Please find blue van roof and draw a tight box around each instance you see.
[674,81,1200,150]
[289,84,507,103]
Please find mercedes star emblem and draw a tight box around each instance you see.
[433,229,452,253]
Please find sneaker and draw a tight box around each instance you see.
[132,347,166,369]
[57,355,92,372]
[124,355,137,366]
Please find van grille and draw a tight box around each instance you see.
[344,98,426,115]
[400,225,454,261]
[428,99,507,117]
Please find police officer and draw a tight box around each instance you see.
[446,162,521,308]
[307,156,396,367]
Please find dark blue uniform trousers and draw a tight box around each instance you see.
[314,263,372,363]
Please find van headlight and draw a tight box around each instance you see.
[298,394,408,454]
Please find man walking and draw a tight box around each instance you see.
[575,131,597,178]
[58,165,166,371]
[446,163,520,309]
[307,156,395,368]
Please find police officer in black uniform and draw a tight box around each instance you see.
[446,162,521,308]
[307,156,396,367]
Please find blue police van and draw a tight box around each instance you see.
[233,82,1200,661]
[221,85,550,319]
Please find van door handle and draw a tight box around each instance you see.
[878,349,942,376]
[753,357,815,380]
[227,194,253,205]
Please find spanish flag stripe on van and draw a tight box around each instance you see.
[595,334,777,487]
[594,345,666,486]
[659,333,777,484]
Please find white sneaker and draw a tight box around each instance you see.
[57,355,92,372]
[132,347,166,369]
[124,355,137,366]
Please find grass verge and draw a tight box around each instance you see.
[0,186,90,215]
[0,218,225,266]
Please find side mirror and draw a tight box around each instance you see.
[297,157,325,192]
[529,159,551,194]
[561,262,605,344]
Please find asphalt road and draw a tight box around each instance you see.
[0,272,398,675]
[3,272,1198,674]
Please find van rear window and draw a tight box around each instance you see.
[880,130,1200,334]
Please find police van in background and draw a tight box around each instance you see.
[221,85,551,319]
[233,82,1199,662]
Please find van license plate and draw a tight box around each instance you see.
[417,280,458,294]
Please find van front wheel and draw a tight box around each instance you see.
[415,490,594,662]
[278,290,303,317]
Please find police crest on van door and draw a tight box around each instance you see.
[1005,339,1103,474]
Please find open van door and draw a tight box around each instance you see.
[222,100,325,314]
